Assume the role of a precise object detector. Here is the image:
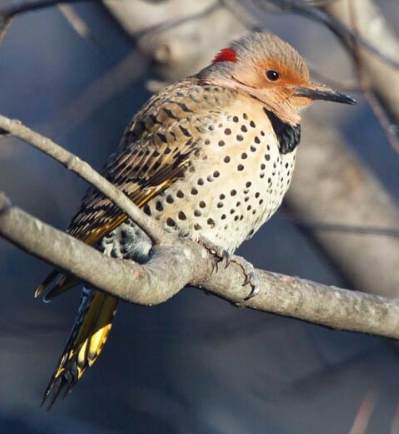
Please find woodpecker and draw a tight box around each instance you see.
[35,32,355,407]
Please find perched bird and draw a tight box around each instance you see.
[36,32,355,407]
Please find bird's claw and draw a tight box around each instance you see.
[197,236,229,268]
[229,255,260,302]
[196,239,260,300]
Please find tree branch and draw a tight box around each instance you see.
[0,115,169,245]
[1,116,399,340]
[2,190,399,339]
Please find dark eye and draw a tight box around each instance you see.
[266,70,280,81]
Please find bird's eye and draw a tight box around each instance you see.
[266,70,280,81]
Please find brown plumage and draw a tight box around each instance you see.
[37,32,355,407]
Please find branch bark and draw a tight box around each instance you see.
[2,191,399,340]
[1,115,399,341]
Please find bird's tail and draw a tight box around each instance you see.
[42,289,118,409]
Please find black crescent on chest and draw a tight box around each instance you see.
[263,108,301,155]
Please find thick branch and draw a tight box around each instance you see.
[1,192,399,340]
[0,193,192,305]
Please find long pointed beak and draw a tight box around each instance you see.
[294,85,356,105]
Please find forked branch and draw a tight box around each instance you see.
[1,115,399,340]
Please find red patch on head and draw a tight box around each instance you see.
[213,48,237,64]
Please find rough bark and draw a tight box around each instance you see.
[2,192,399,340]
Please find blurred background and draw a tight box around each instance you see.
[1,0,399,433]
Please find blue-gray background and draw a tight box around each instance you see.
[1,2,399,433]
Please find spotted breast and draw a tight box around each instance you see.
[134,81,298,253]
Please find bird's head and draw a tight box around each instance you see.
[198,32,356,125]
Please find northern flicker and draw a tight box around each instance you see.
[35,32,355,407]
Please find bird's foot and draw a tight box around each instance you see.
[228,255,261,302]
[195,236,230,270]
[195,236,260,302]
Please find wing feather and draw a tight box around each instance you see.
[35,79,234,298]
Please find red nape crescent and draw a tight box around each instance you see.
[213,47,237,63]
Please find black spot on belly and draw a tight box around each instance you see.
[166,218,176,227]
[207,218,215,227]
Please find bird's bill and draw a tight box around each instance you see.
[294,85,356,105]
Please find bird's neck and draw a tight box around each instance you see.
[196,70,302,154]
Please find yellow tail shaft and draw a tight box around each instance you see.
[42,290,118,408]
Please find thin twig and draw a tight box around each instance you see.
[348,387,377,434]
[290,220,399,238]
[364,92,399,154]
[0,115,169,245]
[0,17,12,45]
[58,4,94,41]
